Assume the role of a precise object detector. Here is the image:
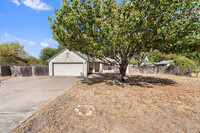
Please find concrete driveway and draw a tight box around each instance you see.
[0,76,80,133]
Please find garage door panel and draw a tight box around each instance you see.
[53,63,83,76]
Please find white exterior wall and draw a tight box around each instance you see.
[126,64,130,73]
[83,62,88,76]
[101,64,119,73]
[49,49,87,76]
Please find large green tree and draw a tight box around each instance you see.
[39,47,60,65]
[0,42,27,65]
[25,56,40,66]
[49,0,200,76]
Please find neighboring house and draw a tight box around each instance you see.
[130,60,173,67]
[154,60,173,66]
[48,49,117,76]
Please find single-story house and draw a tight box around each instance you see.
[48,49,117,76]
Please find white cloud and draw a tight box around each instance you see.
[42,38,58,47]
[41,42,49,47]
[2,32,35,45]
[4,32,11,37]
[28,41,36,45]
[11,0,20,6]
[22,0,52,11]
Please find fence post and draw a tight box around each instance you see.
[0,66,1,77]
[32,66,35,76]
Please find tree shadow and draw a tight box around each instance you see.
[81,73,177,88]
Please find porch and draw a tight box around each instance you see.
[88,62,116,74]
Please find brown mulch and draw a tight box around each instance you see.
[13,74,200,133]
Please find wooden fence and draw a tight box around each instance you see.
[0,66,11,76]
[128,66,199,76]
[0,66,49,76]
[33,66,49,76]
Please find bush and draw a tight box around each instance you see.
[171,56,196,75]
[193,69,200,77]
[148,50,166,62]
[130,59,138,65]
[165,54,177,60]
[181,51,200,66]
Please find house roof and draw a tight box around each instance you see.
[74,52,106,63]
[47,48,68,62]
[48,48,115,63]
[154,60,173,65]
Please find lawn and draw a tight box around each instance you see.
[13,74,200,133]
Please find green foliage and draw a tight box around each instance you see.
[39,47,61,65]
[0,42,27,65]
[49,0,200,75]
[57,45,65,51]
[181,51,200,65]
[193,69,200,75]
[165,54,178,60]
[132,52,148,66]
[25,56,40,66]
[171,56,196,75]
[149,49,179,63]
[130,59,138,65]
[148,50,166,62]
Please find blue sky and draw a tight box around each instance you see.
[0,0,63,58]
[0,0,122,58]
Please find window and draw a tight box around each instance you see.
[104,64,114,70]
[66,52,69,58]
[89,63,93,71]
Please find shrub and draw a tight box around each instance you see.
[193,69,200,77]
[182,51,200,66]
[148,49,166,62]
[171,56,196,75]
[165,54,177,60]
[130,59,138,65]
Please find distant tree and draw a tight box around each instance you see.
[57,45,65,51]
[0,42,27,65]
[148,50,166,63]
[148,49,179,63]
[50,0,200,77]
[171,56,196,75]
[25,56,40,66]
[182,51,200,65]
[39,47,60,65]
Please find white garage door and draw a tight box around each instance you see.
[53,63,84,76]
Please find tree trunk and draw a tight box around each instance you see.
[119,61,128,82]
[120,66,127,76]
[137,56,140,66]
[119,60,129,76]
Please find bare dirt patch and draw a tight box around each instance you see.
[13,74,200,133]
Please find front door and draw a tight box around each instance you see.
[95,63,99,72]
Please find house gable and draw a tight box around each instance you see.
[49,49,86,63]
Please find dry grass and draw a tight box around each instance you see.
[0,76,12,81]
[13,74,200,133]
